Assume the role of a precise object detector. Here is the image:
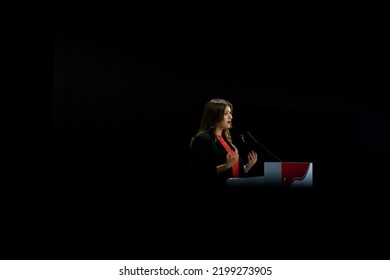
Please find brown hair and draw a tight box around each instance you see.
[190,98,233,146]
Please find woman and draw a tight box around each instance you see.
[190,98,258,188]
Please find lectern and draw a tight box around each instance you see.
[226,162,313,188]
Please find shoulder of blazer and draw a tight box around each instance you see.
[195,131,215,142]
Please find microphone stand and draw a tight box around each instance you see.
[246,131,282,162]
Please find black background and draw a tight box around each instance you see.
[6,10,389,260]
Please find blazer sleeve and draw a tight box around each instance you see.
[190,134,218,178]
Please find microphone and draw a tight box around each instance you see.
[245,131,282,162]
[239,134,246,145]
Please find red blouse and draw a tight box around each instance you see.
[217,135,239,178]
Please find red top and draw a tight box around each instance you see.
[217,135,239,178]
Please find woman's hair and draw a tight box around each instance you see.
[190,98,233,146]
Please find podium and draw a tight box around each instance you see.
[226,162,313,188]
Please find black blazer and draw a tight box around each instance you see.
[190,131,245,188]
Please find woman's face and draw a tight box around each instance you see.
[217,105,232,130]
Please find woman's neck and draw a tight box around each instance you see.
[215,128,223,136]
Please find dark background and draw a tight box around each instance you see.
[50,28,389,189]
[7,14,389,260]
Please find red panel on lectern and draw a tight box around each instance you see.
[282,162,310,186]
